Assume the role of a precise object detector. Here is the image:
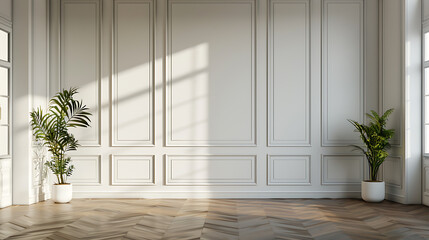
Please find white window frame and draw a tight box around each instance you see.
[0,22,11,159]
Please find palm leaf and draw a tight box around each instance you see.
[29,87,92,184]
[348,109,395,181]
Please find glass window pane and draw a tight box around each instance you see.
[426,68,429,95]
[0,97,7,125]
[426,125,429,154]
[426,96,429,124]
[0,30,8,62]
[0,126,8,156]
[0,67,7,96]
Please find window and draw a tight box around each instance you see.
[0,30,8,62]
[0,27,10,157]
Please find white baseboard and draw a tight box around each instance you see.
[73,191,362,199]
[385,193,406,204]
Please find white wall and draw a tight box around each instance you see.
[12,0,33,205]
[46,0,392,199]
[0,0,12,208]
[381,0,422,204]
[31,0,50,203]
[12,0,50,205]
[3,0,422,206]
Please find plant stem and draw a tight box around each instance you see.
[370,165,378,181]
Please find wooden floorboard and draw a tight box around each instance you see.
[0,199,428,239]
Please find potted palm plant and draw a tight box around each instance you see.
[348,109,395,202]
[30,88,91,203]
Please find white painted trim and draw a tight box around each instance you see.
[60,0,102,147]
[403,0,422,204]
[165,155,257,185]
[0,18,11,28]
[383,156,403,189]
[424,166,429,195]
[321,0,364,146]
[267,0,311,147]
[68,155,102,185]
[267,155,311,185]
[381,0,404,147]
[385,192,406,204]
[321,154,364,185]
[111,155,155,185]
[73,190,362,199]
[111,0,155,147]
[0,22,12,160]
[165,0,257,146]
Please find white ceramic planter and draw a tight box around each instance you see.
[361,181,385,202]
[52,184,72,203]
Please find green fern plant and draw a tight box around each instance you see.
[30,88,91,184]
[348,109,395,182]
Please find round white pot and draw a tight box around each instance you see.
[361,181,385,202]
[52,184,72,203]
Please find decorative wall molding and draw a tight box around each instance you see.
[383,156,402,188]
[268,0,310,146]
[268,155,311,185]
[0,158,12,208]
[322,155,364,185]
[111,155,155,185]
[47,0,389,202]
[165,0,256,146]
[112,0,155,146]
[0,19,11,160]
[73,190,361,199]
[380,0,403,146]
[322,0,364,146]
[0,18,11,29]
[60,0,101,146]
[424,166,429,195]
[0,0,11,25]
[68,155,101,185]
[166,155,256,185]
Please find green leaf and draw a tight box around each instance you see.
[348,109,395,181]
[30,87,92,184]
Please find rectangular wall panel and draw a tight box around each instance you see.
[383,156,402,188]
[69,155,101,185]
[322,0,364,146]
[51,0,384,199]
[166,155,256,185]
[0,67,8,96]
[112,0,154,146]
[0,97,8,125]
[0,126,8,156]
[166,0,256,146]
[322,155,363,184]
[0,0,11,22]
[111,155,154,185]
[382,0,402,145]
[425,0,429,21]
[0,159,12,208]
[268,155,310,185]
[61,0,100,146]
[268,0,310,146]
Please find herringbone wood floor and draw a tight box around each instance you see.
[0,199,429,240]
